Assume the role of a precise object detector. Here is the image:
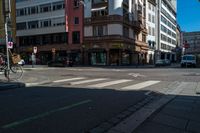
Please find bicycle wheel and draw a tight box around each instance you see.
[9,64,23,81]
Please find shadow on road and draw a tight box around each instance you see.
[0,84,199,133]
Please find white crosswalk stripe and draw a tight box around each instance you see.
[88,79,132,88]
[70,78,108,85]
[120,80,160,90]
[53,77,85,83]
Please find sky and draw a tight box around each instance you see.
[177,0,200,32]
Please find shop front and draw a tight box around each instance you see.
[89,49,107,66]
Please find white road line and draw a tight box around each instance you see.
[70,78,108,85]
[53,77,85,83]
[88,79,132,88]
[121,80,160,90]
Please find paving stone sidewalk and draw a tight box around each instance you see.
[134,83,200,133]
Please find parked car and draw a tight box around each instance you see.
[155,59,165,66]
[18,59,25,66]
[47,57,73,67]
[181,54,196,68]
[164,59,171,66]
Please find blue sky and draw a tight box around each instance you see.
[177,0,200,32]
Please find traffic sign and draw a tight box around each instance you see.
[7,41,13,49]
[33,46,37,53]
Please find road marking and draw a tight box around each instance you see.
[53,77,85,83]
[145,91,152,95]
[128,73,146,77]
[88,79,132,88]
[121,80,160,90]
[70,78,108,85]
[1,99,92,129]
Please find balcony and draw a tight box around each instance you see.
[84,35,134,44]
[92,0,108,8]
[84,15,123,25]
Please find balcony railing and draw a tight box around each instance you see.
[85,15,146,32]
[84,35,134,43]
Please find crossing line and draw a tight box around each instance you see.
[53,77,85,83]
[70,78,108,85]
[121,80,160,90]
[88,79,132,88]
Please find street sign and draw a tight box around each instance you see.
[7,41,13,49]
[33,46,37,53]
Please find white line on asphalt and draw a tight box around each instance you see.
[53,77,85,83]
[145,91,152,95]
[88,79,132,88]
[121,80,160,90]
[70,78,108,85]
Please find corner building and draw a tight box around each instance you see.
[83,0,148,65]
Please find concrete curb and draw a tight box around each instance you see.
[195,82,200,94]
[25,80,52,87]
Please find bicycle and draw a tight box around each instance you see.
[0,50,23,81]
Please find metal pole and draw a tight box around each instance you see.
[5,19,10,81]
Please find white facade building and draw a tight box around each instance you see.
[157,0,177,62]
[146,0,156,64]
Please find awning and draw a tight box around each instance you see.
[91,6,107,11]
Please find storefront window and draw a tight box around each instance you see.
[122,52,130,65]
[91,52,106,65]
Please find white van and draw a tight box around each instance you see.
[181,55,196,68]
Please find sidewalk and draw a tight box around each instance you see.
[133,83,200,133]
[0,66,50,90]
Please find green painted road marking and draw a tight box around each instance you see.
[2,99,92,129]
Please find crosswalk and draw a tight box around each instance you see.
[50,77,162,91]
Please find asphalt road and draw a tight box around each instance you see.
[0,67,200,133]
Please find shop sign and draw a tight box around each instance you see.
[111,43,121,48]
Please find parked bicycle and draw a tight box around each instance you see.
[0,50,23,81]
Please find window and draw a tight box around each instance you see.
[17,22,27,30]
[152,27,155,36]
[123,26,129,38]
[53,1,65,10]
[74,17,79,24]
[28,21,38,29]
[152,6,155,12]
[40,4,51,13]
[30,6,38,14]
[142,34,146,42]
[41,19,51,28]
[148,3,151,10]
[168,37,171,43]
[148,26,151,35]
[52,17,65,26]
[93,25,107,36]
[148,13,151,22]
[72,31,80,44]
[152,15,155,23]
[74,0,79,8]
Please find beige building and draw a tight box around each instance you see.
[84,0,148,66]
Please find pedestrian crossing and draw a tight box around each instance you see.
[88,79,132,88]
[51,77,162,91]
